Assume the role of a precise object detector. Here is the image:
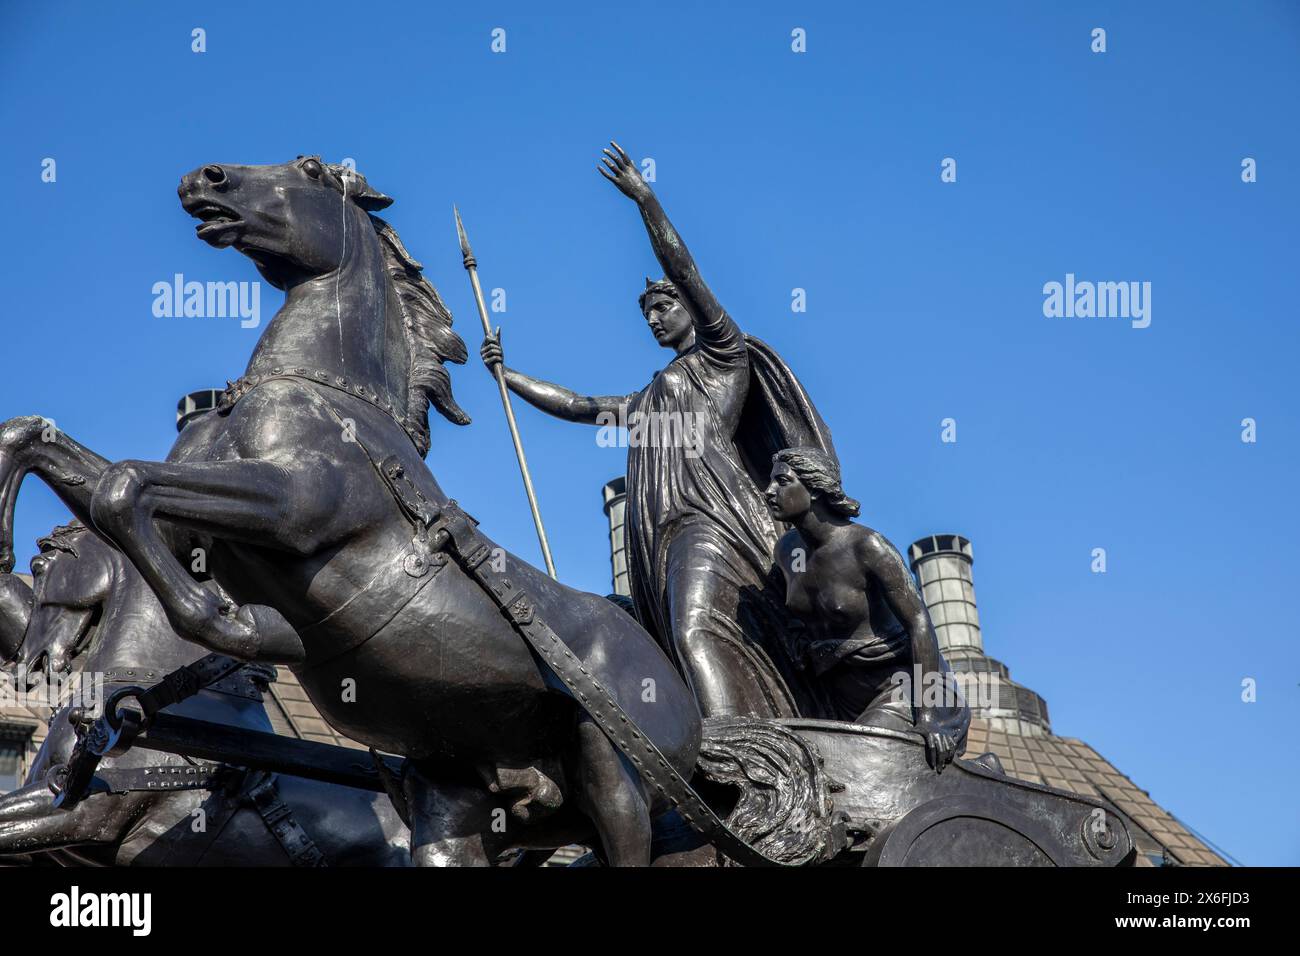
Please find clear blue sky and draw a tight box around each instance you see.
[2,2,1296,865]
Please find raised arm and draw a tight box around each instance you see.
[599,142,743,358]
[481,331,634,425]
[858,530,966,773]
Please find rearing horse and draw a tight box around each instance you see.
[0,158,701,865]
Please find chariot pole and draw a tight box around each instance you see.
[454,207,557,579]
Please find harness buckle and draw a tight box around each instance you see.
[403,541,447,578]
[379,454,435,528]
[429,500,481,558]
[505,593,534,626]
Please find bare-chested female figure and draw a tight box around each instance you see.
[765,447,969,772]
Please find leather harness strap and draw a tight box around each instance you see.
[245,773,328,867]
[231,373,805,867]
[130,653,252,718]
[96,763,238,793]
[102,768,326,866]
[74,660,329,866]
[249,375,448,665]
[101,664,268,702]
[426,500,800,867]
[53,654,265,807]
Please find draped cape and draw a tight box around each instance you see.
[624,334,838,717]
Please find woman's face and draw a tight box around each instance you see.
[642,293,694,351]
[765,461,812,522]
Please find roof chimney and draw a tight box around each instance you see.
[907,534,983,657]
[176,389,223,432]
[908,533,1051,736]
[601,477,630,597]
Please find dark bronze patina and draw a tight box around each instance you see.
[0,157,705,866]
[0,524,409,865]
[764,448,970,772]
[0,149,1137,866]
[482,143,834,721]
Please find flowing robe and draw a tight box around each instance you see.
[623,309,832,718]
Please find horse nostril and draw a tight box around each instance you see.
[202,165,228,186]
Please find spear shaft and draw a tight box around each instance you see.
[454,207,557,579]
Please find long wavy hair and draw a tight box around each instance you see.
[772,447,860,517]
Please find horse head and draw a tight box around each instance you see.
[178,156,469,454]
[178,156,392,289]
[12,523,109,688]
[15,522,271,702]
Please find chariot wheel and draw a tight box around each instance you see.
[862,794,1071,867]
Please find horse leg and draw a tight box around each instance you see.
[0,416,111,572]
[402,763,499,867]
[88,456,354,663]
[0,781,135,857]
[572,714,652,867]
[0,572,32,663]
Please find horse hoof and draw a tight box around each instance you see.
[236,603,306,665]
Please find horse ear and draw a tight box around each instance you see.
[645,276,654,289]
[327,165,394,210]
[353,185,394,211]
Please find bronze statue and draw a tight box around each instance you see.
[765,447,969,772]
[0,157,705,866]
[0,567,31,664]
[0,149,1138,867]
[481,143,835,720]
[0,523,410,866]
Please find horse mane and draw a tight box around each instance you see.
[368,214,471,455]
[37,521,89,557]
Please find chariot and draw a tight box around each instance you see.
[49,684,1135,867]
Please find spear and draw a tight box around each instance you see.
[454,206,557,579]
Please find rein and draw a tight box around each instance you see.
[223,374,449,666]
[49,654,327,865]
[217,375,818,866]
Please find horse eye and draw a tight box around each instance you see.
[302,159,323,179]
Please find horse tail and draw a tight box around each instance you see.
[694,716,839,866]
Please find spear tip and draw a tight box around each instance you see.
[453,204,474,267]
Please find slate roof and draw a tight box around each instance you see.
[964,718,1228,866]
[263,668,367,750]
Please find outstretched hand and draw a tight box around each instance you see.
[598,141,652,203]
